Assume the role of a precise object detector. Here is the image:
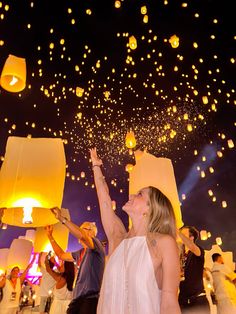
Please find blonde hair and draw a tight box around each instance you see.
[147,186,176,238]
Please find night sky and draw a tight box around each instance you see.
[0,0,235,257]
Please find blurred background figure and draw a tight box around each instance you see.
[38,252,57,313]
[44,254,75,314]
[211,253,236,314]
[0,257,35,314]
[178,226,210,314]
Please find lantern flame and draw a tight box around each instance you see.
[13,197,42,224]
[9,76,18,86]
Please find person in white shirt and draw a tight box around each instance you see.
[0,258,35,314]
[211,253,236,314]
[38,252,57,313]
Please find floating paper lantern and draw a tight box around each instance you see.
[0,137,66,227]
[0,248,9,272]
[129,36,137,50]
[34,208,70,252]
[227,139,234,148]
[200,230,208,240]
[0,54,26,92]
[125,164,134,173]
[125,131,136,149]
[202,96,209,104]
[141,6,147,14]
[216,237,222,245]
[7,239,33,271]
[129,151,183,228]
[169,35,179,48]
[76,87,84,97]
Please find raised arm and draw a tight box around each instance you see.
[178,230,201,256]
[90,148,126,241]
[160,235,181,314]
[45,225,74,261]
[50,207,94,249]
[20,254,36,284]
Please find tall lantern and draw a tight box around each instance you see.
[7,239,33,272]
[125,131,136,149]
[129,151,183,229]
[0,54,26,92]
[0,136,66,227]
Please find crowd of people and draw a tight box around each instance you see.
[0,148,236,314]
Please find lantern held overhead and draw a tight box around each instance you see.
[0,137,66,227]
[0,54,26,93]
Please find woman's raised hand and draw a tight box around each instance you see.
[90,148,103,167]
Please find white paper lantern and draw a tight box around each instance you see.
[7,239,33,271]
[0,136,66,227]
[0,248,9,272]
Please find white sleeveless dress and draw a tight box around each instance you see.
[50,284,72,314]
[0,278,21,314]
[97,236,161,314]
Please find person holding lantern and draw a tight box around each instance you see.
[45,215,105,314]
[178,226,210,313]
[90,148,181,314]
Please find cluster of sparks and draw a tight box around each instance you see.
[0,0,235,223]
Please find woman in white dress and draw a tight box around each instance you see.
[45,255,75,314]
[0,259,35,314]
[90,148,181,314]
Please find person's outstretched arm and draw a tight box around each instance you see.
[90,148,126,242]
[50,207,94,249]
[159,235,181,314]
[45,225,74,261]
[178,230,201,256]
[20,254,36,284]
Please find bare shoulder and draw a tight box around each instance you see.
[148,233,178,251]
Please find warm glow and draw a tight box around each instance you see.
[125,131,136,149]
[9,76,18,86]
[169,35,179,48]
[13,198,42,224]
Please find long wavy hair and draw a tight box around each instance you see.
[62,261,75,291]
[147,186,177,238]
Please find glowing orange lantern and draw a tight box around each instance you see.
[200,230,208,240]
[125,131,136,149]
[169,35,179,48]
[129,36,137,50]
[125,164,134,173]
[0,137,66,227]
[0,54,26,92]
[76,87,84,97]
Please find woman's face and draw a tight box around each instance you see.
[122,187,150,216]
[10,267,20,278]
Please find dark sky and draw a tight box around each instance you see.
[0,0,235,257]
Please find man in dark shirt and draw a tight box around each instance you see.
[46,207,105,314]
[178,225,210,313]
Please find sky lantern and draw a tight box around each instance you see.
[129,36,137,50]
[76,86,84,97]
[0,54,26,92]
[125,163,134,173]
[202,96,209,104]
[7,239,33,272]
[216,237,222,245]
[129,151,183,229]
[227,139,234,148]
[125,130,137,148]
[169,35,179,48]
[200,230,208,240]
[0,137,66,227]
[141,6,147,15]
